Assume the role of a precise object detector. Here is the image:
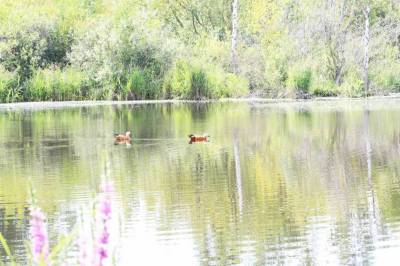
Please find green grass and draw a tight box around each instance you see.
[0,68,21,103]
[0,231,17,266]
[27,68,85,101]
[163,61,248,99]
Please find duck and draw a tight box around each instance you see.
[114,131,132,144]
[188,134,210,144]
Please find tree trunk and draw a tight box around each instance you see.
[363,5,370,95]
[231,0,238,73]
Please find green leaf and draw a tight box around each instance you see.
[47,227,78,262]
[0,231,16,266]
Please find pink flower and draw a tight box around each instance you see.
[29,207,50,265]
[78,233,90,266]
[93,181,114,266]
[78,181,115,266]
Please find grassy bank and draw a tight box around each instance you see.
[0,0,399,103]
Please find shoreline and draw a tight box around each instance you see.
[1,94,400,111]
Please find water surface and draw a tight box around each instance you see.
[1,100,400,265]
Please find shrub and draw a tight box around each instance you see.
[163,60,249,99]
[310,79,338,97]
[190,68,209,100]
[0,68,20,103]
[288,68,312,94]
[262,42,291,96]
[27,68,85,101]
[0,27,47,81]
[0,22,74,82]
[42,25,74,67]
[124,69,145,100]
[387,75,400,92]
[312,87,339,97]
[370,62,400,93]
[338,71,364,97]
[69,20,173,100]
[207,69,248,98]
[238,45,266,91]
[162,61,192,99]
[28,70,51,101]
[55,68,85,100]
[223,73,249,97]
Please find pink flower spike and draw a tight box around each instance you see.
[93,181,114,266]
[29,207,50,265]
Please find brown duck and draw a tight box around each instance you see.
[114,131,132,144]
[188,134,210,144]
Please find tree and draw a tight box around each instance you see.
[322,0,355,85]
[363,4,370,94]
[231,0,239,73]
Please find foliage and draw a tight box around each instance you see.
[0,182,114,265]
[27,68,85,101]
[339,69,364,97]
[369,45,400,93]
[163,60,248,99]
[0,231,16,266]
[311,80,338,97]
[0,0,400,102]
[0,21,73,82]
[0,24,48,81]
[287,66,312,97]
[207,68,248,98]
[0,67,20,102]
[162,60,192,99]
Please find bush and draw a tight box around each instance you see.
[223,73,249,97]
[287,68,312,94]
[310,79,338,97]
[312,87,338,97]
[190,68,209,100]
[237,46,266,91]
[207,69,248,98]
[0,68,20,103]
[338,71,364,97]
[56,68,85,100]
[387,75,400,92]
[163,61,249,99]
[121,67,165,100]
[27,68,85,101]
[162,61,192,99]
[370,63,400,93]
[124,69,145,100]
[69,20,172,100]
[28,70,52,101]
[42,25,74,67]
[262,41,292,96]
[0,22,74,82]
[0,27,47,81]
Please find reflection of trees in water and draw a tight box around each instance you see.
[189,103,211,122]
[233,131,243,215]
[0,207,29,264]
[2,103,400,264]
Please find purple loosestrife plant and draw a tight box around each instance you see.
[78,231,91,266]
[93,181,114,266]
[29,206,50,265]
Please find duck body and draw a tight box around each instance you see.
[188,134,210,144]
[114,131,132,145]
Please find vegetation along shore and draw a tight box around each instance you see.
[0,0,399,103]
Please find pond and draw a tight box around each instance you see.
[1,99,400,265]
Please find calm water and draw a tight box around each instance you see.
[1,100,400,265]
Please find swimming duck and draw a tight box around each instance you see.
[114,131,132,144]
[188,134,210,144]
